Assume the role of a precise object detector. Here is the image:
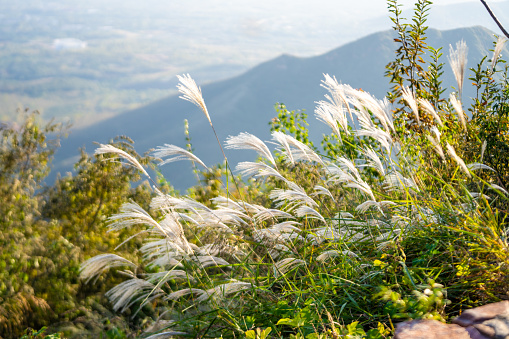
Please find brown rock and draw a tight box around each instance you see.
[474,323,496,338]
[394,319,471,339]
[476,313,509,339]
[453,301,509,327]
[466,326,492,339]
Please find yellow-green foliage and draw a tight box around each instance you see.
[0,113,152,337]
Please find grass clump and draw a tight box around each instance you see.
[77,3,509,338]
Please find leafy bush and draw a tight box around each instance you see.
[0,112,153,337]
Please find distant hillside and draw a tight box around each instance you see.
[53,26,509,190]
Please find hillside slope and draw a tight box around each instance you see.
[53,26,508,190]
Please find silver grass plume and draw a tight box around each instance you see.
[357,126,393,154]
[346,178,376,201]
[491,184,509,195]
[274,258,306,276]
[491,36,507,73]
[356,200,382,214]
[401,86,420,125]
[426,127,445,161]
[145,331,189,339]
[210,196,263,214]
[253,208,294,223]
[254,228,299,246]
[350,88,394,134]
[356,200,396,214]
[270,221,302,233]
[165,288,205,301]
[271,131,324,166]
[466,163,495,172]
[108,202,176,243]
[384,172,419,192]
[80,254,137,284]
[236,161,287,183]
[145,270,194,284]
[197,281,253,302]
[140,239,189,267]
[377,97,396,133]
[448,40,468,98]
[271,131,294,165]
[176,74,211,126]
[193,255,231,269]
[143,320,176,335]
[307,227,345,245]
[469,192,491,200]
[312,185,335,200]
[158,214,194,253]
[197,243,246,258]
[95,144,149,177]
[152,144,209,170]
[361,147,385,176]
[349,97,374,131]
[446,143,471,177]
[314,100,348,141]
[316,250,359,262]
[225,132,276,167]
[321,74,354,122]
[449,93,467,132]
[426,135,445,161]
[269,183,319,210]
[268,244,291,260]
[417,98,443,127]
[325,162,375,200]
[295,205,327,224]
[481,140,487,163]
[105,278,163,313]
[337,157,361,179]
[338,212,354,219]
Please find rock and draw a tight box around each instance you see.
[475,313,509,339]
[466,326,492,339]
[394,319,471,339]
[453,301,509,327]
[474,323,496,338]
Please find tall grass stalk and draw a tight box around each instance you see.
[81,57,509,337]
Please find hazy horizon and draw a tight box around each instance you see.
[1,0,508,124]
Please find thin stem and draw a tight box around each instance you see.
[480,0,509,39]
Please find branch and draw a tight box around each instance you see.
[480,0,509,39]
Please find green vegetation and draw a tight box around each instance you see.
[2,1,509,338]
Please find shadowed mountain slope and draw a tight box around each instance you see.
[54,26,508,190]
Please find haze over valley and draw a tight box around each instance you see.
[2,0,509,189]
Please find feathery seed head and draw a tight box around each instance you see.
[314,100,348,141]
[449,93,467,132]
[80,254,137,284]
[197,281,253,302]
[491,36,507,73]
[152,144,208,169]
[446,143,471,177]
[225,132,276,167]
[96,144,149,177]
[481,140,487,163]
[177,74,211,125]
[401,86,420,125]
[418,98,443,127]
[426,134,445,161]
[448,40,468,97]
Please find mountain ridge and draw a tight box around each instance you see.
[53,26,508,190]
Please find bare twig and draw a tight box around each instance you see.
[480,0,509,39]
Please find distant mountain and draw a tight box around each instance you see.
[53,26,509,190]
